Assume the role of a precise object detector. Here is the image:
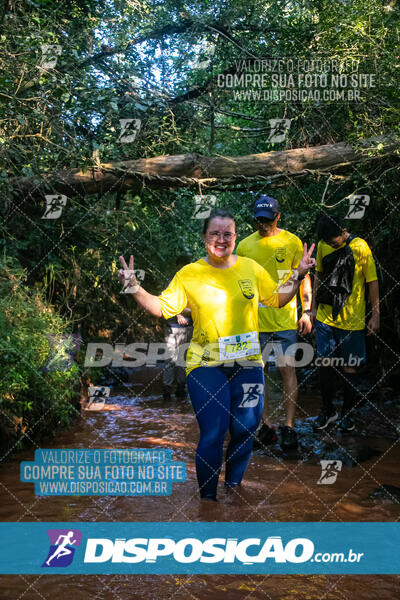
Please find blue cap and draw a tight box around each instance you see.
[254,195,280,219]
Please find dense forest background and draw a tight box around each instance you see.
[1,0,399,449]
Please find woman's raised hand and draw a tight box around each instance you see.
[118,254,139,292]
[298,243,316,277]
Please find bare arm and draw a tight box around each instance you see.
[311,271,322,312]
[367,279,380,335]
[130,287,163,317]
[277,279,302,307]
[277,243,316,307]
[310,270,322,325]
[298,273,313,334]
[119,255,162,317]
[300,274,312,311]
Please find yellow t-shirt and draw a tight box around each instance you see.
[158,256,279,374]
[236,230,303,332]
[316,237,377,330]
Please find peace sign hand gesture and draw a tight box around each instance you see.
[118,254,140,293]
[298,243,316,278]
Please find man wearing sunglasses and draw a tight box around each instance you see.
[237,196,313,450]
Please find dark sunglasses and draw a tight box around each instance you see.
[255,216,276,224]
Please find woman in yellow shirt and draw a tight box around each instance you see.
[119,208,315,501]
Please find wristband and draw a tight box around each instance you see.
[303,309,313,316]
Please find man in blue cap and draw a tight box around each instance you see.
[237,195,313,450]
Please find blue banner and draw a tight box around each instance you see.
[20,449,186,496]
[0,522,398,574]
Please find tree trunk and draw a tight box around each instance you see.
[10,136,398,199]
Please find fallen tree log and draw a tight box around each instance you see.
[10,136,399,199]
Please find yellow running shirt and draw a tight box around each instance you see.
[236,230,303,332]
[158,256,279,374]
[316,237,377,330]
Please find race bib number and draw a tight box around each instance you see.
[218,331,259,361]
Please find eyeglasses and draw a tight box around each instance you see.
[206,231,236,242]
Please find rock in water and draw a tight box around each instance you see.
[370,485,400,502]
[321,443,381,467]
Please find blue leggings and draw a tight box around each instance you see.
[187,364,264,500]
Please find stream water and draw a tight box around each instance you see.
[0,368,399,599]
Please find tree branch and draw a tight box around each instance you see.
[9,136,399,200]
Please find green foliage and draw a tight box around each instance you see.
[0,258,81,451]
[1,0,399,174]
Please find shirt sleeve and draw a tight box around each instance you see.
[316,241,323,273]
[292,236,304,268]
[255,262,280,308]
[360,241,378,282]
[158,273,188,319]
[236,240,244,257]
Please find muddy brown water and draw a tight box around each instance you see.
[0,368,399,599]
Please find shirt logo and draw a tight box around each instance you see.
[238,279,255,299]
[275,247,286,263]
[42,529,82,567]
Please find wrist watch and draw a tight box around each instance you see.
[303,309,313,316]
[291,268,306,281]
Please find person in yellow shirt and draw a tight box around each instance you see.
[311,215,380,432]
[237,196,312,450]
[118,208,316,501]
[162,254,193,401]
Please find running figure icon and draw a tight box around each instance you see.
[45,531,77,566]
[246,384,262,401]
[239,383,264,408]
[317,460,342,484]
